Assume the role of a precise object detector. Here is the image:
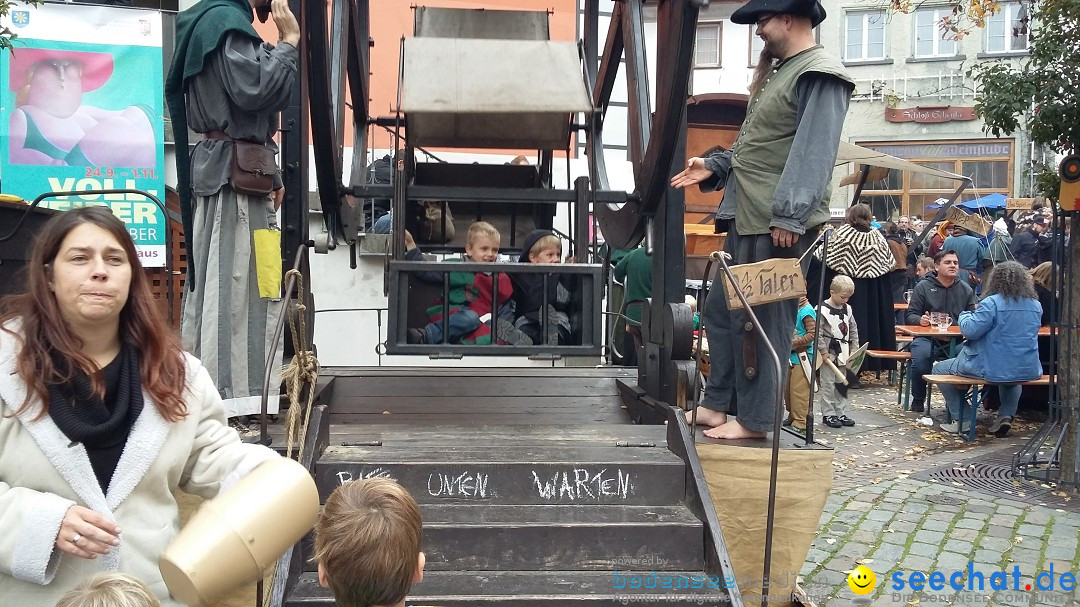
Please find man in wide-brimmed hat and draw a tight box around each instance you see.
[671,0,854,440]
[8,47,155,167]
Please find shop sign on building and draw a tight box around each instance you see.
[884,106,977,124]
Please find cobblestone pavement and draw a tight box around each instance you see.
[799,379,1076,607]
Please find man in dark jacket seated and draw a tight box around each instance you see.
[904,250,978,412]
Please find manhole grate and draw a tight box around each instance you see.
[913,451,1079,511]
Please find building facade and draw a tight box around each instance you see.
[647,0,1040,221]
[822,0,1036,221]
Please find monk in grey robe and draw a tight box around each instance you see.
[166,0,299,420]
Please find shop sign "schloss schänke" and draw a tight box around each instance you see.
[884,106,977,124]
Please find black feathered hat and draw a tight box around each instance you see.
[731,0,827,28]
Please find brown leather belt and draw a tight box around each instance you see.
[203,130,231,141]
[204,131,270,147]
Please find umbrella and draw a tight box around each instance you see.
[925,192,1007,211]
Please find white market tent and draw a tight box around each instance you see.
[835,141,969,183]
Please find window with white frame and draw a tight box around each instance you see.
[748,26,765,66]
[694,23,721,67]
[986,2,1029,52]
[845,10,886,61]
[914,7,957,57]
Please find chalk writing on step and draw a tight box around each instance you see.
[531,468,633,501]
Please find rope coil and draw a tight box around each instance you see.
[283,269,320,460]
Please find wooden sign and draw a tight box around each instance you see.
[1006,197,1035,210]
[945,206,990,236]
[723,258,805,310]
[884,106,977,123]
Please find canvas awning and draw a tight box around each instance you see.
[835,141,969,183]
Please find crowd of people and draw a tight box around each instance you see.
[0,0,1065,602]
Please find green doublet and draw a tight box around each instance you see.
[729,45,853,234]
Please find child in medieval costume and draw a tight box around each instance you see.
[784,296,816,434]
[816,275,862,428]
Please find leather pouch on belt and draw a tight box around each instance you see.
[232,141,277,197]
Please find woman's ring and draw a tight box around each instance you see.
[71,533,82,544]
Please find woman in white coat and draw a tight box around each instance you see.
[0,206,279,605]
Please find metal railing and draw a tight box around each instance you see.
[387,260,605,356]
[850,70,979,104]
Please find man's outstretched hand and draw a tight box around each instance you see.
[670,157,713,190]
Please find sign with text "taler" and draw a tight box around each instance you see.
[724,258,805,310]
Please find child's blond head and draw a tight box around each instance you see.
[314,478,424,607]
[466,221,500,247]
[54,573,159,607]
[830,275,855,297]
[527,234,562,263]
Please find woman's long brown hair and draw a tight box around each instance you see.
[0,206,188,420]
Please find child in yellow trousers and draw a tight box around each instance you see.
[784,296,816,434]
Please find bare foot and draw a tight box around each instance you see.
[686,408,727,428]
[703,419,767,440]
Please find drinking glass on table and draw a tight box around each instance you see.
[934,313,952,331]
[904,290,913,303]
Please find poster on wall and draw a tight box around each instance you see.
[0,4,166,267]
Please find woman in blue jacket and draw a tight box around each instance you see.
[932,261,1043,436]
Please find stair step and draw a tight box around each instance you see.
[324,423,668,447]
[422,504,704,571]
[285,570,727,606]
[301,505,704,572]
[316,445,685,505]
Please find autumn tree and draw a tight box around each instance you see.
[966,0,1080,485]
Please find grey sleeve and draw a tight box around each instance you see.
[698,149,733,193]
[769,73,853,234]
[405,247,445,283]
[213,33,298,113]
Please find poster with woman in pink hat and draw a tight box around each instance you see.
[7,46,156,167]
[0,4,166,266]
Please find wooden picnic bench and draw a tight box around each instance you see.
[867,349,913,407]
[921,374,1052,442]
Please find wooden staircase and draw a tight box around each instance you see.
[277,367,732,606]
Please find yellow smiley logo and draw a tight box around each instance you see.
[847,565,877,595]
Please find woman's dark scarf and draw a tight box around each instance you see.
[47,344,144,489]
